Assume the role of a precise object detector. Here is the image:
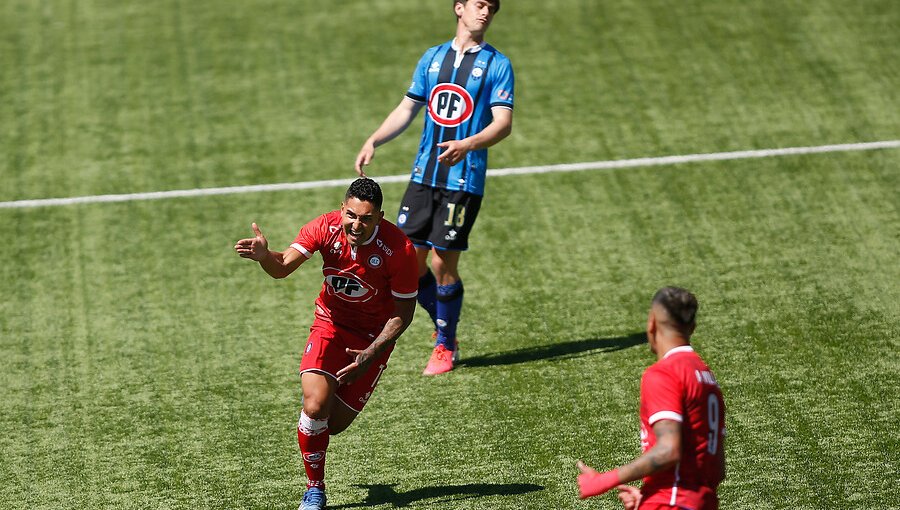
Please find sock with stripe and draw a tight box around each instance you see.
[297,411,329,489]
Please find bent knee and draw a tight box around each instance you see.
[301,399,331,420]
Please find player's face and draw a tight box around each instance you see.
[456,0,496,33]
[341,198,383,247]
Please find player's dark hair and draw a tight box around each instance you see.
[345,178,383,209]
[454,0,500,15]
[652,287,698,331]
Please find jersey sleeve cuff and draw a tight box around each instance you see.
[648,410,683,425]
[290,243,313,258]
[392,290,418,299]
[405,92,426,103]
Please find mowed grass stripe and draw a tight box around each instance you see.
[1,140,898,209]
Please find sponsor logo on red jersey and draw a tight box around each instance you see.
[323,267,376,302]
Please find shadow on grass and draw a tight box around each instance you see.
[330,482,544,508]
[458,332,646,368]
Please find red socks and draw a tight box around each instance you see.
[297,411,330,488]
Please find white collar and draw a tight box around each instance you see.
[663,345,694,359]
[359,224,379,246]
[342,224,380,248]
[451,38,484,53]
[348,224,379,260]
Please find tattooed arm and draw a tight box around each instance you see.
[618,419,682,481]
[577,419,682,499]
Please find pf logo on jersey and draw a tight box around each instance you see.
[323,267,375,302]
[428,83,474,127]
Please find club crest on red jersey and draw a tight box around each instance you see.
[428,83,474,127]
[323,267,375,302]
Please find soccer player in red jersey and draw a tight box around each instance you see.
[577,287,726,510]
[234,178,419,510]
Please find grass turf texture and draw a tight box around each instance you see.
[1,0,898,509]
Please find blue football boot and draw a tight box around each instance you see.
[298,487,326,510]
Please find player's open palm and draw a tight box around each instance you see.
[234,223,269,261]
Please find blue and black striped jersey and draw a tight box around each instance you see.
[405,39,514,196]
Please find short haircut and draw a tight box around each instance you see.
[454,0,500,14]
[345,178,383,209]
[652,287,699,330]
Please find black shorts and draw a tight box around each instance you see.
[396,182,483,251]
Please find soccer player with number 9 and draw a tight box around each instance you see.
[577,287,726,510]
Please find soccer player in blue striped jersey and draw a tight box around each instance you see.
[355,0,513,376]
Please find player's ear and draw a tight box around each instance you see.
[454,0,465,18]
[646,309,657,339]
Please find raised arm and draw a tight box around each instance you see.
[234,223,309,279]
[355,97,425,176]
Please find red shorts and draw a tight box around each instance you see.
[639,504,714,510]
[640,487,718,510]
[299,319,393,413]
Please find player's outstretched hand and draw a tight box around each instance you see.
[354,144,374,177]
[616,485,642,510]
[576,460,620,499]
[336,347,375,384]
[234,223,269,261]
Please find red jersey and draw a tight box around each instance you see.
[290,211,418,338]
[639,346,726,509]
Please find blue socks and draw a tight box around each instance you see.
[417,270,438,327]
[436,280,464,349]
[419,271,464,350]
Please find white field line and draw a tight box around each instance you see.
[2,140,898,209]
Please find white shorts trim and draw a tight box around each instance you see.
[299,368,337,381]
[334,394,363,414]
[299,369,365,414]
[392,290,418,299]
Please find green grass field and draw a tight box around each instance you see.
[2,0,898,509]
